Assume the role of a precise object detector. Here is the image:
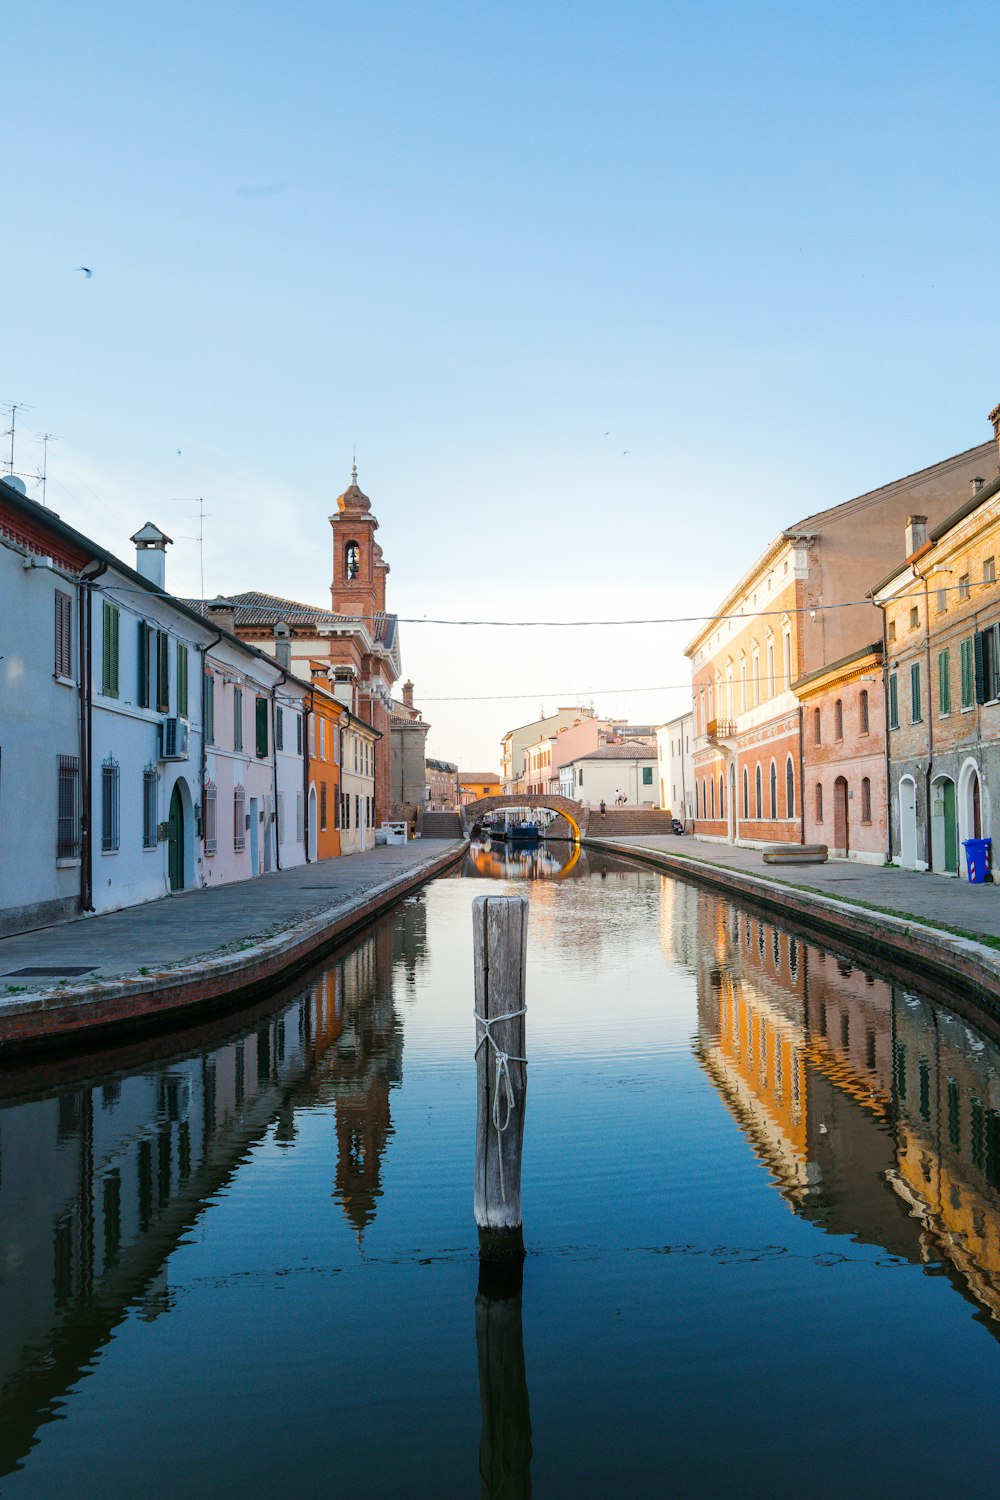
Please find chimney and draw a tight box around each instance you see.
[130,522,173,590]
[972,476,985,494]
[989,401,1000,460]
[204,596,237,634]
[904,515,927,556]
[403,679,414,709]
[273,621,292,670]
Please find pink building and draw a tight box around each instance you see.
[797,645,887,862]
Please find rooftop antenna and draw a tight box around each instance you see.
[35,432,58,509]
[2,401,32,476]
[167,496,209,598]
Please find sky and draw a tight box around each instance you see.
[5,0,999,769]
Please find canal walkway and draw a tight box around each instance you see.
[0,840,465,1051]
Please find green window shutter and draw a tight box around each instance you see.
[177,644,189,717]
[203,670,215,744]
[642,766,652,785]
[910,662,921,722]
[961,638,974,707]
[102,602,120,696]
[138,621,149,707]
[974,631,987,704]
[888,673,898,729]
[256,697,269,758]
[938,650,950,715]
[154,630,170,712]
[276,707,284,752]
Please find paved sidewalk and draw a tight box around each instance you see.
[0,841,464,995]
[592,835,1000,944]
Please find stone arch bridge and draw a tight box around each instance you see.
[461,794,588,842]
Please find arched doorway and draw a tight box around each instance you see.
[833,777,849,857]
[167,783,184,891]
[899,776,918,869]
[308,785,318,861]
[957,758,985,877]
[931,775,958,874]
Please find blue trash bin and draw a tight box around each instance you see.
[963,837,991,884]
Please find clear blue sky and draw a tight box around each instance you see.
[6,0,999,768]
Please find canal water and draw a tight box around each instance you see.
[3,844,1000,1496]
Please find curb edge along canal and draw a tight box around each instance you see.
[587,836,1000,1020]
[0,841,467,1057]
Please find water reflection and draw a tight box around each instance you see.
[465,838,586,881]
[688,889,1000,1322]
[0,903,422,1478]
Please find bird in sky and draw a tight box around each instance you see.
[76,266,92,277]
[623,450,629,456]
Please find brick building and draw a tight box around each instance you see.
[797,645,886,862]
[685,440,995,848]
[872,405,1000,875]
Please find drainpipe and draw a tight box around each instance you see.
[303,692,312,863]
[797,706,806,845]
[78,560,108,913]
[271,668,287,871]
[874,598,893,864]
[916,567,934,870]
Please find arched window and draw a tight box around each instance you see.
[860,689,870,734]
[755,764,762,818]
[345,541,360,580]
[719,773,725,819]
[743,767,749,819]
[815,783,824,823]
[782,621,792,692]
[834,699,844,740]
[861,777,872,823]
[751,642,761,706]
[813,707,822,745]
[739,653,748,712]
[710,777,715,819]
[769,761,777,819]
[766,633,775,698]
[786,756,795,819]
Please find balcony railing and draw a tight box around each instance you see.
[706,718,737,742]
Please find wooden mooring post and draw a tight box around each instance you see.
[473,894,528,1263]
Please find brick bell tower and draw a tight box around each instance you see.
[328,462,397,825]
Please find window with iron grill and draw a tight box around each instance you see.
[143,765,159,849]
[276,707,284,751]
[320,782,328,831]
[101,756,120,852]
[57,756,81,858]
[234,784,246,851]
[54,591,73,678]
[296,714,303,755]
[203,781,217,854]
[203,670,215,744]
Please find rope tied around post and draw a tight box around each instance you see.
[474,1006,527,1202]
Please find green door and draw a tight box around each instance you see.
[167,784,184,891]
[943,779,958,874]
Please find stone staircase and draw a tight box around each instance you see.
[547,808,679,840]
[420,811,464,839]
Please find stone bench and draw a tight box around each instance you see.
[762,844,829,865]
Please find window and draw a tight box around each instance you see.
[888,672,899,729]
[786,757,795,820]
[642,766,652,785]
[137,621,152,707]
[296,791,304,842]
[783,627,792,693]
[937,588,948,614]
[742,767,749,819]
[975,625,1000,703]
[203,671,215,744]
[320,782,328,830]
[342,791,350,829]
[276,707,284,752]
[961,638,975,708]
[834,699,843,740]
[143,765,159,849]
[176,643,189,718]
[909,606,919,631]
[861,777,872,823]
[910,662,922,722]
[860,689,869,734]
[255,697,268,758]
[938,650,951,715]
[234,687,243,751]
[766,638,775,697]
[101,601,120,697]
[276,792,284,843]
[345,541,360,579]
[54,591,73,678]
[203,780,217,854]
[813,707,821,745]
[986,557,996,583]
[959,573,970,600]
[57,756,81,858]
[356,794,361,829]
[234,784,246,851]
[320,719,326,760]
[769,761,777,819]
[334,788,341,829]
[296,713,303,755]
[815,783,823,823]
[578,769,583,786]
[888,620,896,643]
[710,778,715,819]
[156,629,170,713]
[751,643,760,706]
[101,755,120,852]
[755,764,762,819]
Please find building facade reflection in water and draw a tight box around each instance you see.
[0,897,424,1476]
[686,884,1000,1325]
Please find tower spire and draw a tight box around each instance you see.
[351,451,358,487]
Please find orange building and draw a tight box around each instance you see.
[458,772,501,805]
[306,669,345,860]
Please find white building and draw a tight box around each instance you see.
[564,742,659,808]
[339,711,379,855]
[656,713,694,825]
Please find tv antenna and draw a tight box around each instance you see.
[35,432,58,508]
[168,496,209,598]
[2,401,33,476]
